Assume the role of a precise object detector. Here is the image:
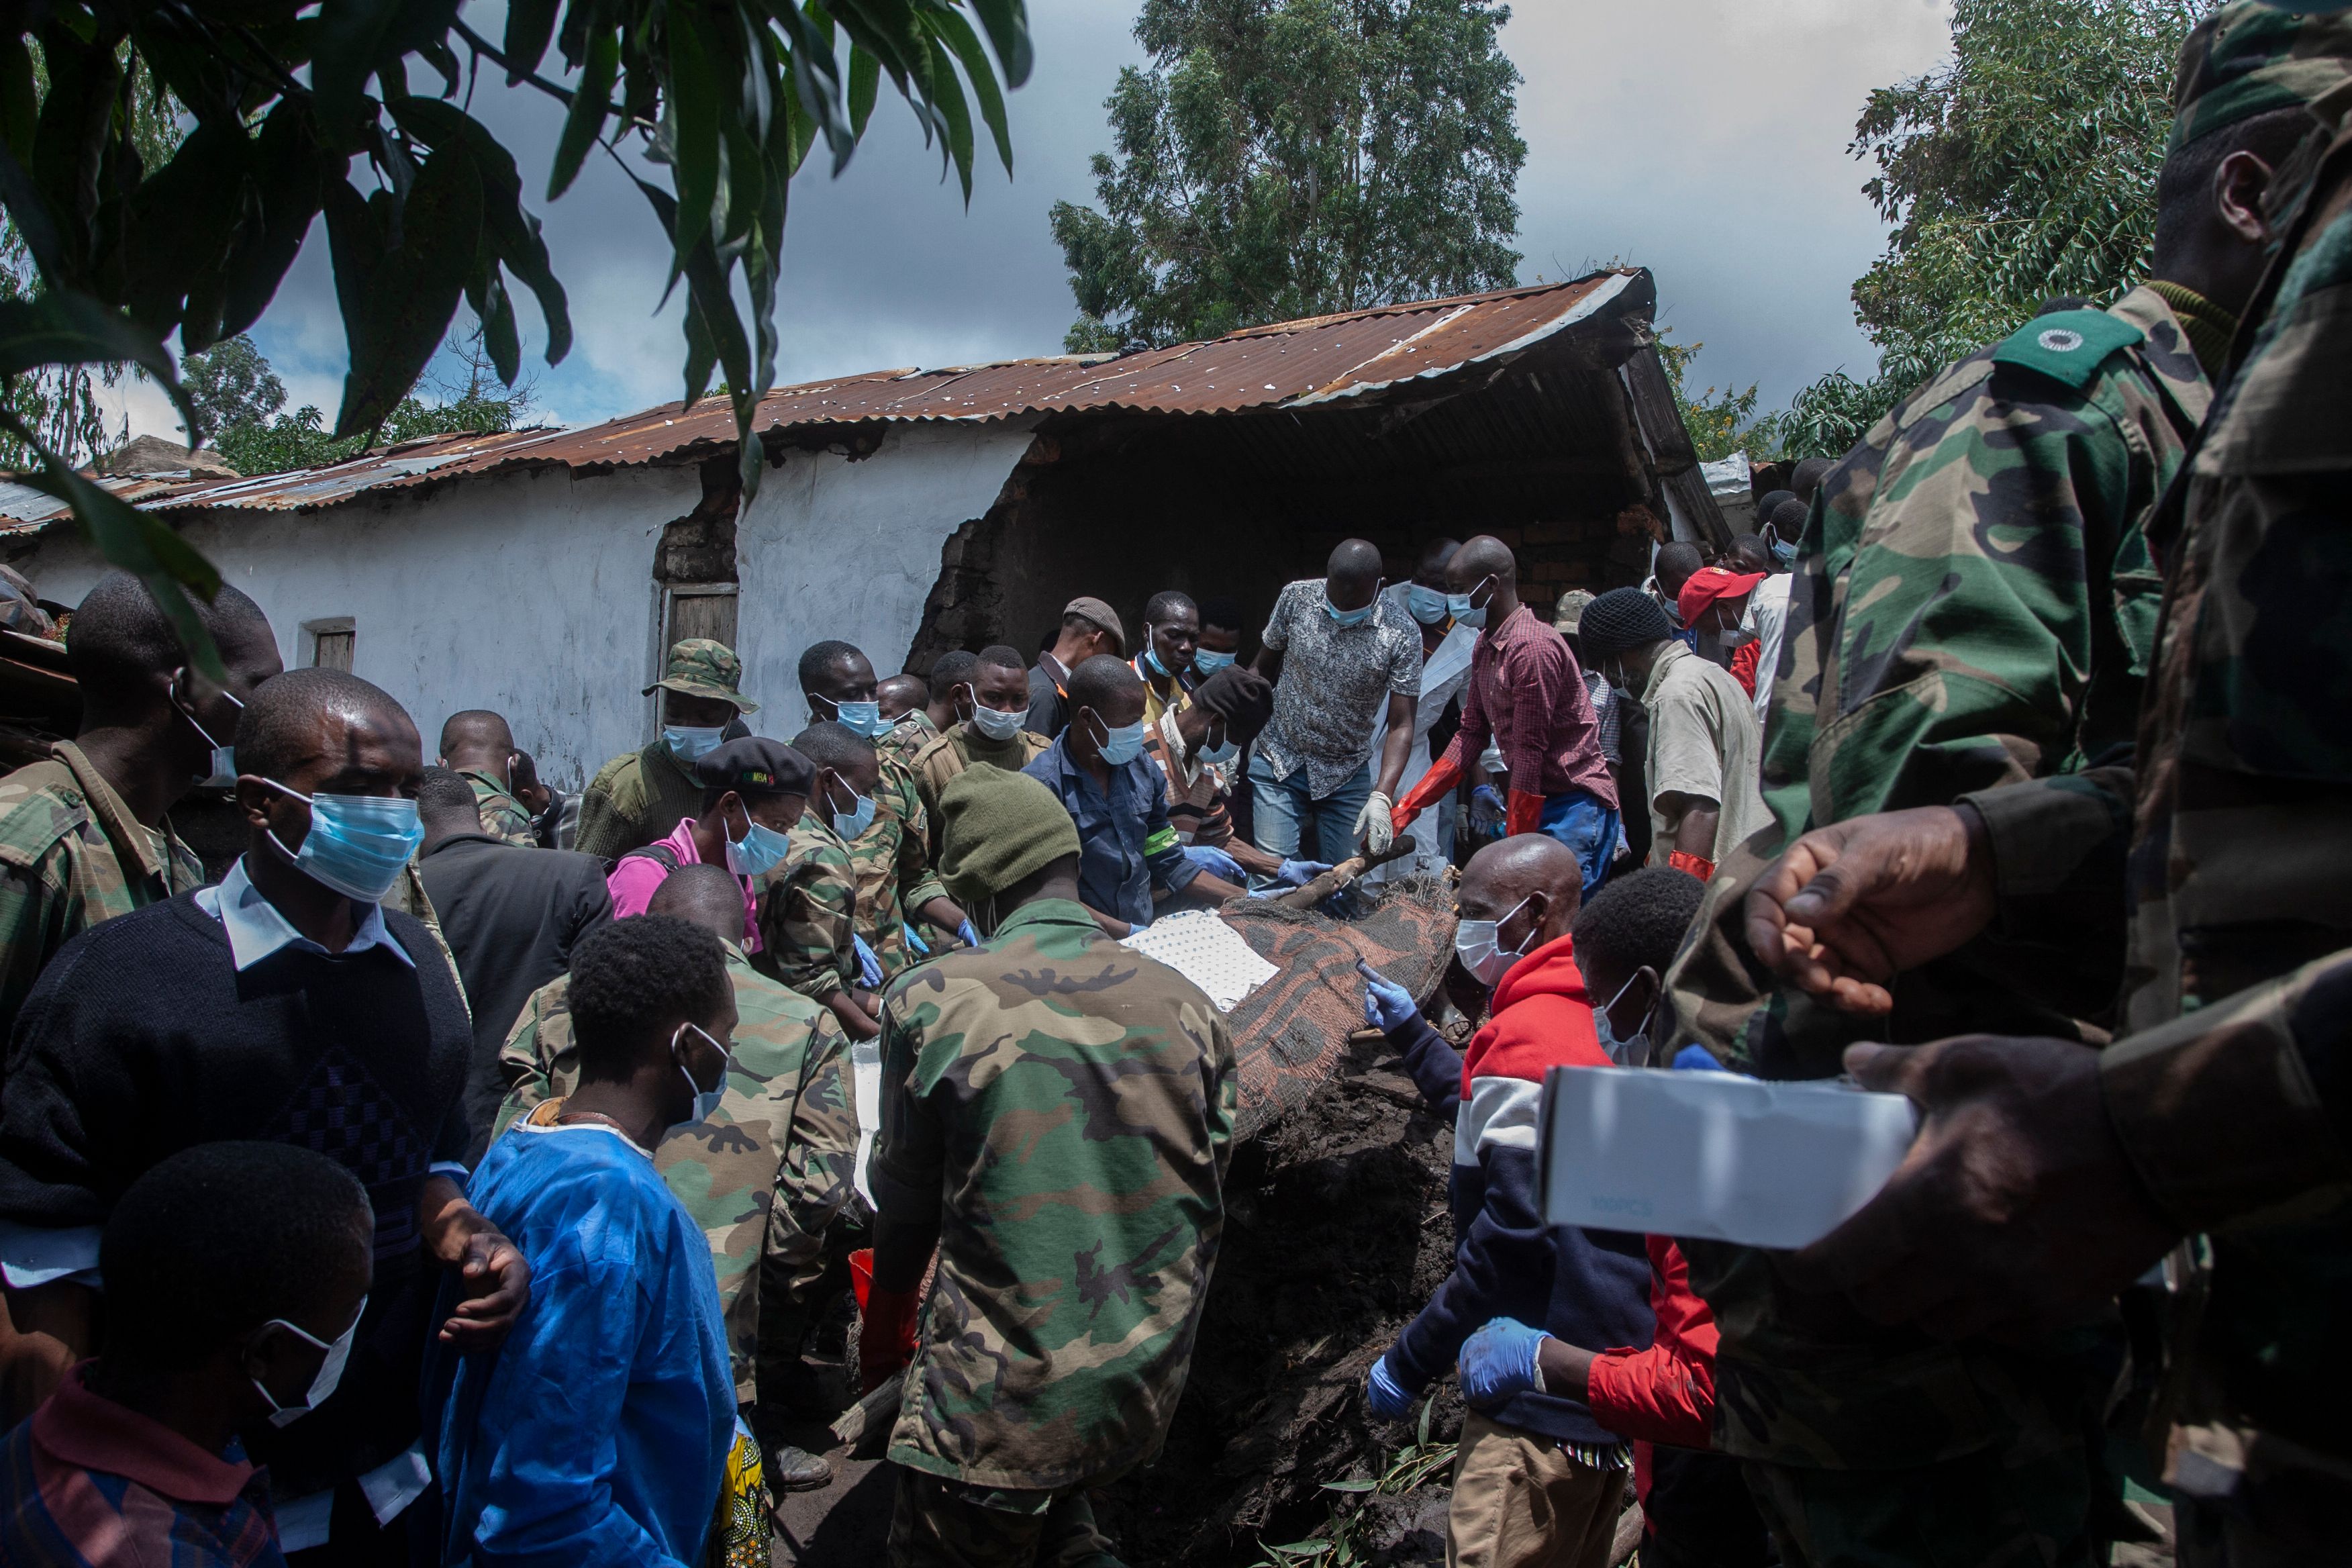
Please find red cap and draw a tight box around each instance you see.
[1678,567,1767,625]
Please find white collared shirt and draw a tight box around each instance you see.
[193,854,414,971]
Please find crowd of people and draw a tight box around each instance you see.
[0,6,2343,1567]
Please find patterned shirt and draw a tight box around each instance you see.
[871,898,1236,1489]
[1438,604,1616,808]
[1,1363,283,1568]
[1255,579,1423,797]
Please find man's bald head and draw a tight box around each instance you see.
[648,861,749,943]
[1459,834,1585,953]
[1327,538,1384,589]
[236,668,419,785]
[438,709,516,775]
[1449,536,1516,590]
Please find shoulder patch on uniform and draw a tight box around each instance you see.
[1991,308,2145,391]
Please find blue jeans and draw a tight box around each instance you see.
[1248,753,1373,867]
[1540,789,1620,901]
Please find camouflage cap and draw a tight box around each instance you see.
[2169,3,2352,156]
[644,638,758,713]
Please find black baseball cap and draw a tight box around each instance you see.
[695,737,816,797]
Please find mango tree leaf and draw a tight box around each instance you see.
[548,22,618,201]
[330,144,484,437]
[0,420,225,679]
[925,34,975,199]
[503,0,560,81]
[847,48,879,139]
[392,98,571,366]
[932,7,1012,175]
[0,290,199,441]
[311,0,406,145]
[965,0,1033,88]
[0,141,63,284]
[219,99,328,341]
[663,5,723,266]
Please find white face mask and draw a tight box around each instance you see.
[1593,970,1649,1065]
[1455,894,1534,987]
[252,1294,366,1427]
[962,686,1026,743]
[675,1021,733,1125]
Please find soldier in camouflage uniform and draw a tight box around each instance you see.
[1655,26,2334,1560]
[861,764,1236,1568]
[794,721,971,979]
[755,797,875,1040]
[910,645,1054,860]
[1736,13,2352,1565]
[875,672,939,770]
[575,640,759,861]
[497,862,860,1490]
[436,708,537,846]
[0,574,279,1043]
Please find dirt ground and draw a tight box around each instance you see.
[769,1032,1469,1567]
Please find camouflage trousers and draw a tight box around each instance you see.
[1740,1439,2096,1568]
[887,1469,1124,1568]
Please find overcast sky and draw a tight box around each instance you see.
[111,0,1955,444]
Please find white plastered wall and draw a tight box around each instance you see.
[732,417,1039,726]
[15,463,702,788]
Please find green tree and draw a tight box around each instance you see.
[1784,0,2202,456]
[1050,0,1524,352]
[0,0,1031,671]
[192,328,534,477]
[1659,333,1780,465]
[179,336,287,446]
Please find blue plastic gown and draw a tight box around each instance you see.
[432,1122,732,1568]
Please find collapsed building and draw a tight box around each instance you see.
[0,267,1724,785]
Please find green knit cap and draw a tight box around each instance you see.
[2169,3,2352,157]
[936,763,1081,904]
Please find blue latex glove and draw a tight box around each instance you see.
[1365,1353,1416,1421]
[1470,784,1507,832]
[1275,858,1334,888]
[957,920,981,948]
[1184,844,1247,882]
[851,934,885,989]
[1357,959,1418,1033]
[1673,1044,1731,1073]
[1459,1317,1550,1410]
[905,926,931,957]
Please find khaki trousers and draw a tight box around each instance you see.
[1445,1413,1624,1568]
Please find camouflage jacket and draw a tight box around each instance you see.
[575,740,702,862]
[1661,286,2215,1469]
[495,948,859,1403]
[753,814,859,1003]
[1956,126,2352,1464]
[844,755,951,978]
[462,768,538,848]
[872,897,1236,1489]
[0,743,205,1044]
[910,723,1051,863]
[877,711,938,773]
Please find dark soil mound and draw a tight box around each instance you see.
[1098,1036,1469,1565]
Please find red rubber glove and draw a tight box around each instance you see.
[1391,756,1463,834]
[1730,641,1761,699]
[859,1283,922,1393]
[1505,788,1543,838]
[1667,850,1716,882]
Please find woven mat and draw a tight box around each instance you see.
[1218,873,1458,1140]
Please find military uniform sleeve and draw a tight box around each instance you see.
[0,834,79,1046]
[571,755,638,862]
[2100,946,2352,1232]
[868,985,945,1223]
[887,764,948,914]
[764,1011,859,1289]
[758,850,856,1001]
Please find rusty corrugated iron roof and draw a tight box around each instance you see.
[3,270,1649,530]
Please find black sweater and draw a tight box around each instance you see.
[0,890,471,1494]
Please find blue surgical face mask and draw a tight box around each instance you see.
[176,679,243,788]
[1449,574,1497,629]
[1406,584,1449,626]
[828,779,877,840]
[262,781,425,903]
[665,725,724,764]
[1140,628,1179,679]
[674,1022,733,1126]
[1770,534,1797,568]
[1324,591,1377,628]
[1197,724,1238,766]
[1089,712,1148,766]
[1192,649,1237,675]
[724,803,791,879]
[1592,970,1648,1066]
[829,699,891,738]
[963,689,1027,743]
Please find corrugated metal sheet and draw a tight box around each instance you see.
[1,270,1651,530]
